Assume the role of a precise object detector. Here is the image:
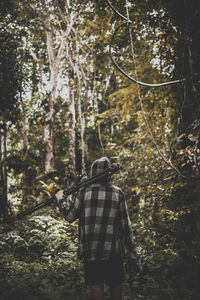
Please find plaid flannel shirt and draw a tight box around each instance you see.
[56,157,137,261]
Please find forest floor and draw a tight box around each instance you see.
[0,215,200,300]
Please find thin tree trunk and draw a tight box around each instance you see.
[79,57,92,167]
[44,61,59,173]
[76,67,86,174]
[184,0,197,101]
[0,121,8,216]
[22,105,29,203]
[39,63,43,93]
[74,33,86,174]
[68,70,76,171]
[82,57,91,163]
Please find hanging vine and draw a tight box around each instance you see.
[107,0,186,87]
[106,0,186,178]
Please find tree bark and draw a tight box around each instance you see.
[44,58,59,173]
[76,61,86,174]
[0,121,8,216]
[68,70,76,171]
[82,57,91,163]
[22,104,29,203]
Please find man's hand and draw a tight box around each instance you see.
[54,190,64,205]
[50,190,65,209]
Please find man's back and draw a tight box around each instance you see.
[56,157,136,261]
[79,182,124,261]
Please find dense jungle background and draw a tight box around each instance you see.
[0,0,200,299]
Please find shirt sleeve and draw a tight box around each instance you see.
[56,190,83,223]
[119,191,138,259]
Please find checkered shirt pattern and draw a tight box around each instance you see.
[57,157,137,261]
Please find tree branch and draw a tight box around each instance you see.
[29,48,39,62]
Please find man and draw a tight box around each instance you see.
[55,157,140,300]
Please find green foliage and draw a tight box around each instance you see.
[0,215,88,300]
[0,27,22,116]
[0,0,200,299]
[127,176,200,300]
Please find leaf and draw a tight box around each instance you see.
[39,180,56,193]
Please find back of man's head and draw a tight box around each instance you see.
[90,157,111,177]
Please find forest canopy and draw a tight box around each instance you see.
[0,0,200,299]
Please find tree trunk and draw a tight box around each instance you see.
[74,35,86,174]
[68,70,76,171]
[0,121,8,217]
[44,62,58,173]
[82,57,91,165]
[76,67,86,174]
[22,105,29,203]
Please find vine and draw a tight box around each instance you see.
[106,0,186,178]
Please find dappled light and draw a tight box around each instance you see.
[0,0,200,299]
